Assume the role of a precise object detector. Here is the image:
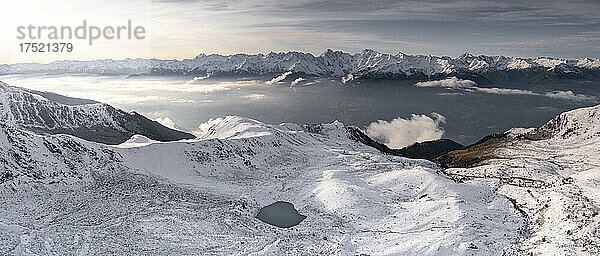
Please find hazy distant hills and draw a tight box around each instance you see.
[2,50,600,83]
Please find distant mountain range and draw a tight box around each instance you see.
[2,49,600,83]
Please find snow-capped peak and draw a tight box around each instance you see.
[197,116,274,140]
[116,134,159,148]
[528,104,600,141]
[2,50,599,81]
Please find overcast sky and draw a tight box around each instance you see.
[2,0,599,63]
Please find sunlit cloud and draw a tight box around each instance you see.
[144,111,177,129]
[545,90,597,101]
[416,77,476,88]
[186,75,210,84]
[155,116,176,129]
[416,77,596,101]
[240,93,268,101]
[366,112,446,149]
[265,71,292,85]
[192,117,224,137]
[475,87,537,96]
[291,77,305,86]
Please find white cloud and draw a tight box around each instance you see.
[155,116,176,129]
[415,77,535,96]
[475,87,537,96]
[241,93,268,101]
[102,95,170,104]
[144,112,177,129]
[545,90,596,101]
[291,77,305,86]
[342,74,354,84]
[415,77,476,88]
[265,71,292,85]
[366,113,446,149]
[192,117,224,137]
[431,112,446,124]
[185,75,210,84]
[170,98,199,104]
[416,77,596,101]
[438,92,463,96]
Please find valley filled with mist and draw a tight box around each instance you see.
[1,73,598,148]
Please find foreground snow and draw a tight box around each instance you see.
[2,91,600,255]
[444,105,600,254]
[0,115,526,255]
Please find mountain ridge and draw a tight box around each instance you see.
[0,109,526,255]
[2,49,600,83]
[436,104,600,168]
[0,81,195,144]
[434,104,600,254]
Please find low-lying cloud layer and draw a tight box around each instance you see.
[291,77,305,86]
[155,117,176,129]
[545,91,596,101]
[415,77,476,88]
[185,75,210,84]
[241,93,268,101]
[476,87,537,96]
[366,113,446,149]
[192,117,224,137]
[145,112,177,129]
[417,77,596,101]
[265,71,292,85]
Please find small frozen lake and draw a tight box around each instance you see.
[256,201,306,228]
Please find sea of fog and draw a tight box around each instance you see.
[1,73,599,146]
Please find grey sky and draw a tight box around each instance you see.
[153,0,599,58]
[2,0,598,64]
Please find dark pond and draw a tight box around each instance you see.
[256,201,306,228]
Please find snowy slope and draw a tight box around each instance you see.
[0,114,528,255]
[1,84,600,254]
[0,81,194,144]
[2,50,599,82]
[0,81,123,131]
[443,105,600,255]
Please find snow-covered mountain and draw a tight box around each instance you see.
[437,105,600,254]
[0,115,527,255]
[1,83,600,254]
[2,50,600,82]
[0,81,194,144]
